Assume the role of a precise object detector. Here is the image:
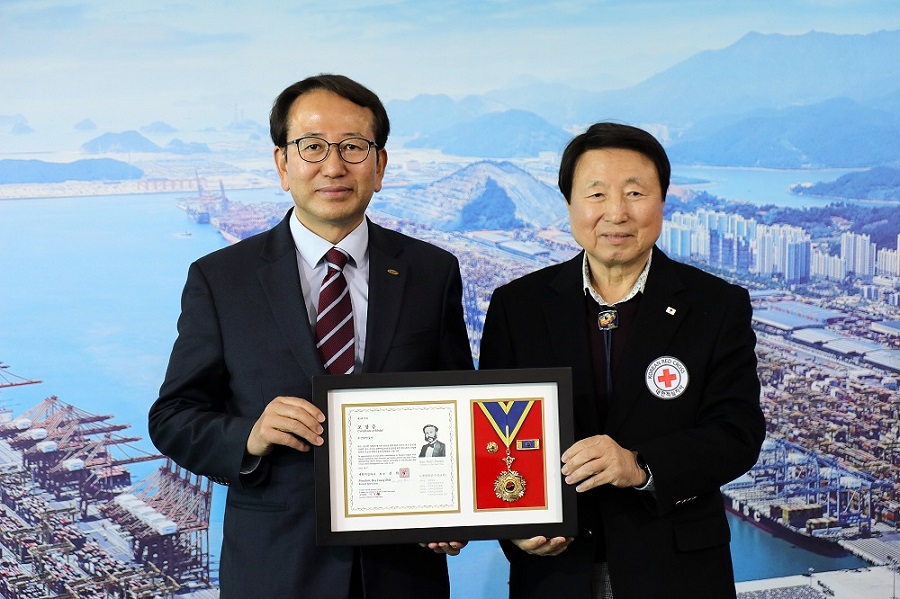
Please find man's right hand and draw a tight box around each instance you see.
[246,396,325,456]
[511,536,573,556]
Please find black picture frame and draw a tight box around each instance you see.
[312,367,576,546]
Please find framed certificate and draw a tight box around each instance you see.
[312,368,576,546]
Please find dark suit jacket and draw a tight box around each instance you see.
[419,440,446,457]
[148,210,473,599]
[479,248,765,599]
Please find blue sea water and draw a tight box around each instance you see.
[0,191,230,574]
[0,180,870,596]
[673,165,865,207]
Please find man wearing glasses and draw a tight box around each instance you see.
[149,74,473,598]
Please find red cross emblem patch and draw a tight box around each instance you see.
[645,356,689,399]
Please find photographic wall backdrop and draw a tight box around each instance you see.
[1,2,899,597]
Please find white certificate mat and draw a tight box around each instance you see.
[312,368,576,546]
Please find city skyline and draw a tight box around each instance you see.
[662,211,900,286]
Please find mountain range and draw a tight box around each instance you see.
[0,158,143,184]
[371,160,566,231]
[386,29,900,168]
[594,30,900,127]
[6,29,900,171]
[667,97,900,168]
[792,166,900,201]
[81,131,210,154]
[404,110,570,158]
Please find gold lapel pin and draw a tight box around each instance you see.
[666,307,676,316]
[387,269,399,276]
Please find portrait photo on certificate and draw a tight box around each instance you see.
[312,368,577,546]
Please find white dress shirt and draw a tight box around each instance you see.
[290,213,370,371]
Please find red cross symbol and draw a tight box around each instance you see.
[657,368,678,388]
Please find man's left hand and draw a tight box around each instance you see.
[560,435,646,492]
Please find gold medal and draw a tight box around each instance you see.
[486,441,498,453]
[494,469,526,502]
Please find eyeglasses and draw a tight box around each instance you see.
[286,136,379,164]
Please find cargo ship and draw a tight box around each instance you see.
[177,174,230,225]
[723,489,852,558]
[721,437,891,559]
[177,190,291,245]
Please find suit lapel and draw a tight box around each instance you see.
[544,254,601,435]
[362,220,407,373]
[607,249,689,434]
[257,210,325,380]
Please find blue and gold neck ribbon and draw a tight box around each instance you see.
[476,400,535,448]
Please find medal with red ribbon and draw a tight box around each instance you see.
[473,399,546,508]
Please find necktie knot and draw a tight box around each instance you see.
[325,247,348,271]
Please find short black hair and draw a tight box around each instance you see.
[423,424,438,433]
[557,122,670,203]
[269,74,390,149]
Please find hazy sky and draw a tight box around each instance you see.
[3,0,900,139]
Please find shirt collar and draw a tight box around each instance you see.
[289,212,369,268]
[581,250,653,307]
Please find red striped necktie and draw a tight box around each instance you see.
[315,247,354,375]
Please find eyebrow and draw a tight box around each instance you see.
[584,176,648,188]
[297,131,370,139]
